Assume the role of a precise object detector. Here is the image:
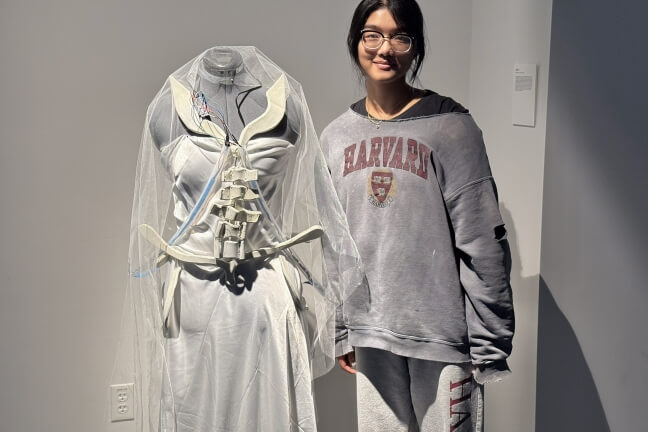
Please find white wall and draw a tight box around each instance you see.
[538,1,648,431]
[468,1,553,431]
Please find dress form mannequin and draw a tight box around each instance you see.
[112,47,366,432]
[147,47,318,431]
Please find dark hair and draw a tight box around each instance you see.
[347,0,426,82]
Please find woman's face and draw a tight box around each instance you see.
[357,8,415,85]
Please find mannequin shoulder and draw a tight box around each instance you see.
[147,87,176,150]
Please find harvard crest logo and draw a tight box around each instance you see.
[368,170,396,208]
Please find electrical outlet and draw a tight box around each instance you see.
[110,383,135,422]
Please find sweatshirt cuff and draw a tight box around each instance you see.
[335,331,353,357]
[473,359,511,385]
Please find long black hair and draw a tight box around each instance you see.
[347,0,426,83]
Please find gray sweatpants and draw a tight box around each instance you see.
[355,347,484,432]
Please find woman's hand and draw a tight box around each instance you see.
[337,352,357,374]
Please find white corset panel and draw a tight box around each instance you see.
[160,134,294,260]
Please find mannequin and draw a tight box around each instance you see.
[110,47,367,432]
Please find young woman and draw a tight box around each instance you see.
[320,1,515,431]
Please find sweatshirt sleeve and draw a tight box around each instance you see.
[432,114,515,384]
[335,305,353,356]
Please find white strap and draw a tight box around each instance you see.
[246,225,324,259]
[139,223,324,266]
[162,264,182,329]
[238,74,288,146]
[139,224,216,265]
[274,256,302,306]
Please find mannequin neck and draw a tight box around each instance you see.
[198,48,244,85]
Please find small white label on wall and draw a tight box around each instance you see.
[513,63,537,127]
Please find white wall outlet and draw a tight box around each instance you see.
[110,383,135,422]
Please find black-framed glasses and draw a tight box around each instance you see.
[360,30,413,53]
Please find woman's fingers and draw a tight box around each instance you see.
[337,352,357,374]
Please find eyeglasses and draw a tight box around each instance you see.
[360,30,413,53]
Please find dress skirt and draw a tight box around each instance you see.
[159,257,316,432]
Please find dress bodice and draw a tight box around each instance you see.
[153,74,300,259]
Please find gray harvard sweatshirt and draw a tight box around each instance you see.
[320,92,514,384]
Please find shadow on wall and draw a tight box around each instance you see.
[314,366,358,432]
[535,276,610,432]
[494,204,538,432]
